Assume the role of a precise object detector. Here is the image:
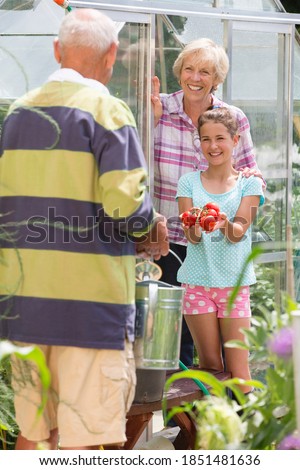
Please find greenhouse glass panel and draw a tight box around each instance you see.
[0,1,64,130]
[0,0,64,103]
[0,36,58,98]
[96,0,280,12]
[230,29,288,172]
[0,0,42,9]
[0,1,63,34]
[251,260,286,316]
[110,20,151,163]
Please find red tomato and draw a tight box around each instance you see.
[180,203,220,232]
[205,208,218,218]
[204,202,220,214]
[200,215,216,232]
[180,207,202,227]
[199,202,220,232]
[180,211,191,227]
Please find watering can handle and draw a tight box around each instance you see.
[145,282,158,340]
[169,248,184,266]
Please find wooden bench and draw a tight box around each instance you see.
[124,369,231,450]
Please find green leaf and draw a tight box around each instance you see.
[0,341,50,416]
[249,417,284,450]
[224,340,250,350]
[223,378,266,390]
[165,403,193,424]
[242,328,265,348]
[224,382,247,405]
[163,370,228,417]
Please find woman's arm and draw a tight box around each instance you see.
[178,197,202,244]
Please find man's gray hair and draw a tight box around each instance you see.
[58,9,118,54]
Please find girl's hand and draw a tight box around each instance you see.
[207,212,228,232]
[182,222,202,244]
[151,76,163,127]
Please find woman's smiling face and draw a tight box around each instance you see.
[180,53,217,102]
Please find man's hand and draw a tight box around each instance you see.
[135,213,169,260]
[151,76,163,127]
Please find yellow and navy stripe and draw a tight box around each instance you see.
[0,81,153,349]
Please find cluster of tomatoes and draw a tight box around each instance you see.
[180,202,221,233]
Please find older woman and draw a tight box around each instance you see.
[152,38,262,366]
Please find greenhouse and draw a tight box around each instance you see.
[1,0,300,300]
[1,0,300,453]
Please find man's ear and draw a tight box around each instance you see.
[105,42,118,68]
[53,38,61,64]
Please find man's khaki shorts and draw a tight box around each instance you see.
[11,341,136,447]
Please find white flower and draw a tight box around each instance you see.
[194,396,246,450]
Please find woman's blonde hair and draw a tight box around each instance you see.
[173,38,229,86]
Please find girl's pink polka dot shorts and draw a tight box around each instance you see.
[182,284,251,318]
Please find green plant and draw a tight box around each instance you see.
[227,296,297,449]
[163,295,299,450]
[163,239,299,450]
[0,341,51,450]
[0,213,51,449]
[250,263,276,314]
[0,356,18,449]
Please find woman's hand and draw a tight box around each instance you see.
[239,166,262,178]
[239,167,266,190]
[151,76,163,127]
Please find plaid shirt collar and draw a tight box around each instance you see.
[164,89,223,117]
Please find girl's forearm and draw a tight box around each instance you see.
[221,218,245,243]
[184,226,202,244]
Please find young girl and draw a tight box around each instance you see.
[176,107,264,393]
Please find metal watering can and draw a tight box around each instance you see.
[134,261,184,370]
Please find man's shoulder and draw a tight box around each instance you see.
[71,88,137,130]
[92,93,137,129]
[8,83,137,130]
[9,86,42,108]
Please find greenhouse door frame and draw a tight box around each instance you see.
[225,18,294,225]
[224,19,294,297]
